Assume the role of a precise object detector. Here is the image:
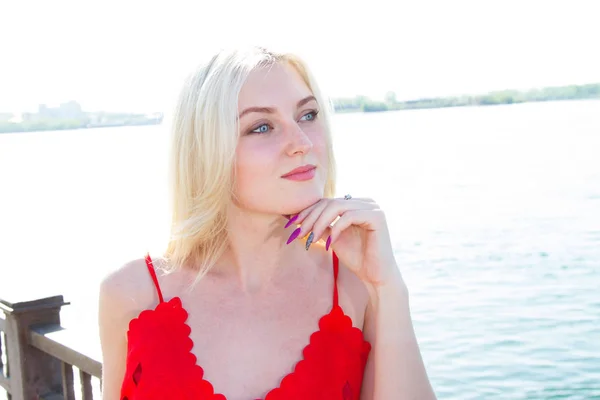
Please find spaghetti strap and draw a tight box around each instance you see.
[332,251,339,308]
[144,253,164,303]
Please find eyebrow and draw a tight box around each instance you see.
[238,95,317,119]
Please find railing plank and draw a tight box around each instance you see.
[29,324,102,378]
[0,295,68,314]
[61,362,75,400]
[79,370,93,400]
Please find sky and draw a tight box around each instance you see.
[0,0,599,113]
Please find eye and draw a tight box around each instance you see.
[250,123,271,134]
[300,110,319,121]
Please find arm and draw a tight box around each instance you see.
[287,198,436,399]
[361,270,436,400]
[98,273,129,400]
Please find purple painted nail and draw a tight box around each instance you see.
[284,214,299,229]
[325,236,332,251]
[286,227,301,244]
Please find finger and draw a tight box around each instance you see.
[330,209,384,244]
[295,199,331,239]
[309,200,378,245]
[293,197,374,225]
[285,199,322,228]
[342,197,376,203]
[314,200,377,243]
[294,197,332,226]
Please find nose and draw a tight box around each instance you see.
[284,121,313,156]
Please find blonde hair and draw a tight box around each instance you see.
[163,46,337,279]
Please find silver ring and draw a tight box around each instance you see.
[344,194,352,200]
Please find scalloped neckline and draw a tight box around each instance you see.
[142,296,367,400]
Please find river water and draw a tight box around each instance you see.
[1,100,599,399]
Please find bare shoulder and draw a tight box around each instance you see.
[98,255,168,396]
[98,255,165,326]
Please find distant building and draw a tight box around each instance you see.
[37,101,84,119]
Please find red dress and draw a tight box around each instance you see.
[120,252,372,400]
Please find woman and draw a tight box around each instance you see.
[99,46,436,400]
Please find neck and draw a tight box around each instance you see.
[215,206,306,292]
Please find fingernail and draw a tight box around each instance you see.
[284,214,299,228]
[305,232,314,250]
[286,227,301,244]
[325,235,331,251]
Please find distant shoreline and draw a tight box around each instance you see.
[0,103,163,134]
[334,96,600,115]
[333,82,600,113]
[1,83,598,134]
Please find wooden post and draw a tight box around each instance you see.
[0,295,69,400]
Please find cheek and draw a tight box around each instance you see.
[308,128,329,165]
[233,140,278,199]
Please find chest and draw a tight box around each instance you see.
[181,278,334,399]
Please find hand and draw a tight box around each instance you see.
[285,197,402,287]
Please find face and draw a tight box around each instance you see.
[233,62,328,216]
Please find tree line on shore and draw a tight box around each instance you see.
[0,111,163,134]
[332,83,600,113]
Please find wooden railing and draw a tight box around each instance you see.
[0,295,102,400]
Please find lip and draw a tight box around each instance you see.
[281,164,317,180]
[282,164,316,178]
